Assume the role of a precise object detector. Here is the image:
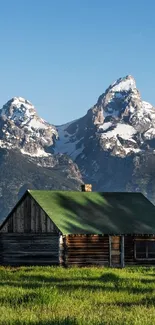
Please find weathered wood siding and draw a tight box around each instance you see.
[124,235,155,266]
[0,193,60,266]
[0,194,59,233]
[65,235,109,267]
[0,233,60,266]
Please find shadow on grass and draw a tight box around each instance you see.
[10,267,35,273]
[97,296,155,307]
[0,271,154,295]
[140,278,155,284]
[18,271,120,284]
[2,320,109,325]
[0,292,38,306]
[18,271,155,292]
[5,318,79,325]
[1,280,153,294]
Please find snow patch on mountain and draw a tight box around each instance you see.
[110,75,136,93]
[54,120,84,159]
[124,148,141,154]
[100,123,137,140]
[142,101,153,111]
[98,122,112,131]
[20,147,50,157]
[28,118,49,130]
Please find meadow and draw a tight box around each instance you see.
[0,266,155,325]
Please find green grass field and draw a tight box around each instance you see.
[1,266,155,325]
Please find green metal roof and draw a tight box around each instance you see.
[28,190,155,235]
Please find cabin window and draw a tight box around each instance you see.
[135,240,155,259]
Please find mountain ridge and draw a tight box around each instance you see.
[1,75,154,160]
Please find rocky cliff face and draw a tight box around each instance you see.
[1,75,155,224]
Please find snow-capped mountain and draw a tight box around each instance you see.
[2,76,155,162]
[0,97,58,157]
[54,75,155,160]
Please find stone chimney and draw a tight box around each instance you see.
[81,184,92,192]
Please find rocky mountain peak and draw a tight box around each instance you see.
[0,97,58,157]
[96,75,139,116]
[53,75,155,163]
[108,75,136,93]
[0,97,36,125]
[93,75,155,157]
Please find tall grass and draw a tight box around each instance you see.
[1,266,155,324]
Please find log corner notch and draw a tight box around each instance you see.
[59,234,68,267]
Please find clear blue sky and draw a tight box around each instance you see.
[0,0,155,125]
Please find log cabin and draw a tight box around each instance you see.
[1,184,155,267]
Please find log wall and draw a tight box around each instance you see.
[0,233,60,266]
[65,235,109,267]
[0,193,59,234]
